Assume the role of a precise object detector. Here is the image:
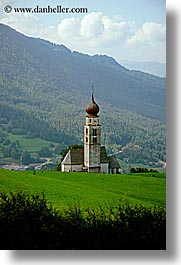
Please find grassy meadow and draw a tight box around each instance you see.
[8,133,59,157]
[0,169,166,210]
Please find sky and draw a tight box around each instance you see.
[0,0,166,63]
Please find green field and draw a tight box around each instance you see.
[0,128,63,161]
[8,133,59,157]
[0,169,166,210]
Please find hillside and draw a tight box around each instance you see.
[0,23,166,164]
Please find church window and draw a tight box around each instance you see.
[86,137,88,143]
[93,137,97,143]
[93,128,97,136]
[89,119,91,123]
[86,128,88,135]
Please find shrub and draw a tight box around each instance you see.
[131,167,158,173]
[0,191,166,250]
[0,190,59,249]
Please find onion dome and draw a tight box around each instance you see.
[86,86,99,117]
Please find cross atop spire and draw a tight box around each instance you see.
[92,84,94,102]
[92,84,94,94]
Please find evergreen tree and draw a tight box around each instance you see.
[21,151,32,165]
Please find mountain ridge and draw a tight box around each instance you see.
[0,23,166,164]
[121,60,166,77]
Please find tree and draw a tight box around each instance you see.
[38,147,52,157]
[130,168,136,173]
[56,163,61,171]
[21,151,32,165]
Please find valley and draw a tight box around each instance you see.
[0,23,166,167]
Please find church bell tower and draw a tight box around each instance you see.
[84,86,101,173]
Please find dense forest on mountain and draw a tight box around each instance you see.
[0,24,166,165]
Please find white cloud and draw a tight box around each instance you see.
[101,15,128,42]
[0,12,40,36]
[0,0,15,7]
[58,17,80,39]
[56,12,130,50]
[0,11,166,62]
[0,10,58,42]
[142,22,165,43]
[80,12,104,38]
[128,22,166,45]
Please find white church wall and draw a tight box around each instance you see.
[62,164,83,172]
[101,163,109,174]
[72,164,84,172]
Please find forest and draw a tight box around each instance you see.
[0,24,166,165]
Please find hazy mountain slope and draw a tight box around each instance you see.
[121,61,166,77]
[0,24,166,163]
[0,24,165,120]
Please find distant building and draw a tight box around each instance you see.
[61,86,121,174]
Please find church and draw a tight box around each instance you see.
[61,87,121,174]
